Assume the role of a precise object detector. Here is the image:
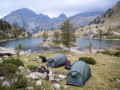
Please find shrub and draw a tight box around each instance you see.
[13,74,27,89]
[0,63,4,76]
[79,57,96,65]
[0,63,17,76]
[101,50,120,57]
[38,55,44,58]
[3,57,24,67]
[27,65,37,71]
[114,51,120,57]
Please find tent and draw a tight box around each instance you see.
[67,60,91,86]
[46,54,67,68]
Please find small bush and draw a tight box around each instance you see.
[27,65,37,71]
[114,51,120,57]
[79,57,96,65]
[0,63,17,76]
[38,55,44,58]
[0,63,4,76]
[13,74,27,89]
[100,50,120,57]
[3,57,24,67]
[116,47,120,50]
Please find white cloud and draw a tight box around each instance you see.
[0,0,120,18]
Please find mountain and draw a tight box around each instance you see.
[70,12,103,28]
[75,1,120,39]
[90,1,120,26]
[3,8,102,34]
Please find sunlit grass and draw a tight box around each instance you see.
[8,50,120,89]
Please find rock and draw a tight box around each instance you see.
[2,80,10,87]
[68,55,72,57]
[33,59,37,61]
[36,80,42,86]
[19,51,26,55]
[28,50,32,52]
[64,85,68,89]
[48,70,55,81]
[116,79,120,83]
[0,77,4,81]
[53,83,60,89]
[27,87,33,90]
[0,57,3,61]
[36,56,39,59]
[58,75,66,79]
[26,73,39,80]
[11,78,17,83]
[26,54,31,56]
[0,47,16,56]
[18,66,24,72]
[55,78,61,82]
[16,71,21,74]
[3,55,9,58]
[32,72,47,78]
[27,68,31,73]
[24,59,28,61]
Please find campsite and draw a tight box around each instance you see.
[0,49,119,90]
[0,0,120,90]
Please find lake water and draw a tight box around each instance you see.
[0,38,120,52]
[76,38,120,50]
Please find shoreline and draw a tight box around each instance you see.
[82,37,120,40]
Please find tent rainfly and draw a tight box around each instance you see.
[46,54,67,68]
[67,60,91,86]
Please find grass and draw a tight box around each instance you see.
[1,50,120,90]
[75,30,86,38]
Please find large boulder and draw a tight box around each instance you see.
[0,47,16,56]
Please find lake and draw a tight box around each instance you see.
[0,38,120,52]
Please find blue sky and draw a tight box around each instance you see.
[0,0,120,18]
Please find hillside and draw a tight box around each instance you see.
[75,1,120,39]
[3,8,102,34]
[90,1,120,26]
[0,19,29,40]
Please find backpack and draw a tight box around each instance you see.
[42,56,47,62]
[65,60,71,70]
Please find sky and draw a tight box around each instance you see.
[0,0,120,18]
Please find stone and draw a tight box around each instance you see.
[0,77,4,81]
[26,74,39,80]
[3,55,8,58]
[116,79,120,83]
[28,50,32,52]
[58,75,66,79]
[16,71,21,74]
[64,85,68,89]
[27,87,33,90]
[36,56,39,59]
[36,80,42,86]
[24,59,28,61]
[0,57,2,61]
[2,80,10,87]
[26,53,31,56]
[27,68,31,73]
[53,83,60,89]
[18,66,24,72]
[55,78,61,82]
[19,51,26,55]
[0,47,16,55]
[68,55,72,57]
[32,72,47,78]
[48,70,55,81]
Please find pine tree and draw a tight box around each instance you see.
[61,19,76,51]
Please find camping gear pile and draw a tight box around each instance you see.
[39,54,91,87]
